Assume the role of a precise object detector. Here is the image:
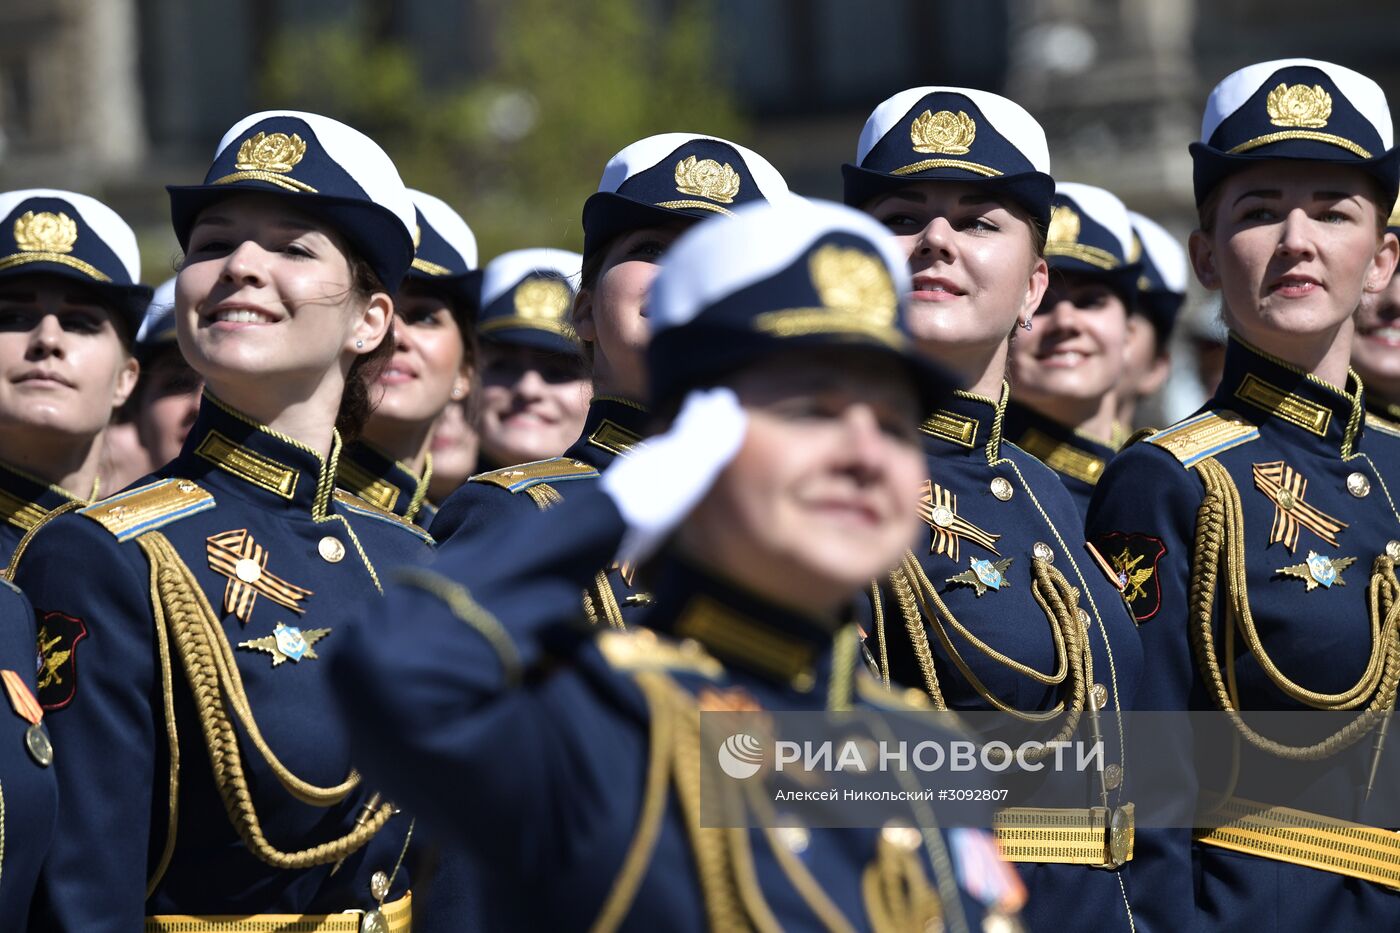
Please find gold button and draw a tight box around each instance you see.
[235,558,262,583]
[1389,540,1400,561]
[318,536,346,563]
[990,477,1013,501]
[1032,542,1053,562]
[1077,608,1091,631]
[1091,683,1108,710]
[931,505,955,528]
[881,823,923,851]
[791,669,815,693]
[370,869,390,900]
[1347,472,1371,498]
[1105,763,1123,791]
[1277,488,1296,511]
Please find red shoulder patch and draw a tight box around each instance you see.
[35,610,88,711]
[1094,532,1168,623]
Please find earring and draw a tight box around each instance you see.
[451,385,465,399]
[355,339,364,349]
[1019,318,1033,331]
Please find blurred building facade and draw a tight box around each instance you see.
[1,0,1395,419]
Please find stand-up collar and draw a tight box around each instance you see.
[563,396,649,470]
[641,555,845,697]
[921,382,1009,462]
[338,442,431,522]
[0,459,81,533]
[174,394,341,518]
[1002,398,1116,488]
[1216,335,1365,457]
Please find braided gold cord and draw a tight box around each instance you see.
[889,566,946,709]
[145,549,183,896]
[588,669,676,933]
[591,572,627,631]
[1188,459,1400,759]
[138,532,392,868]
[870,582,890,687]
[862,834,943,933]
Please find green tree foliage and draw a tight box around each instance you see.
[259,0,743,259]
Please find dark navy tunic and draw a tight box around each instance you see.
[0,459,83,566]
[13,395,433,930]
[1003,399,1119,521]
[1087,336,1400,932]
[335,480,1027,932]
[337,440,437,531]
[867,384,1143,932]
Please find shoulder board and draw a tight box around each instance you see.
[79,479,216,542]
[333,490,434,543]
[0,577,22,596]
[1146,409,1259,468]
[596,629,724,680]
[1365,412,1400,439]
[470,458,600,493]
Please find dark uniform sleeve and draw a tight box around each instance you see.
[331,483,628,861]
[14,514,161,932]
[1086,441,1204,933]
[428,478,537,544]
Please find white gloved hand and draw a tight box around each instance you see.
[600,387,748,566]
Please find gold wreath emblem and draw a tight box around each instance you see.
[13,211,78,254]
[809,245,896,327]
[234,132,308,174]
[514,277,573,322]
[1046,205,1081,247]
[909,109,976,155]
[1265,83,1332,129]
[673,156,742,203]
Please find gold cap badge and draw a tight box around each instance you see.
[235,132,307,174]
[14,211,78,254]
[673,156,741,204]
[1046,205,1081,247]
[514,278,573,322]
[811,245,897,327]
[1266,83,1332,129]
[910,109,976,155]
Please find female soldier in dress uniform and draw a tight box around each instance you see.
[0,189,146,563]
[130,277,204,477]
[333,197,1027,933]
[1088,58,1400,931]
[338,189,478,531]
[14,110,432,931]
[844,87,1144,931]
[1351,196,1400,425]
[468,247,589,474]
[1004,183,1139,519]
[430,133,789,626]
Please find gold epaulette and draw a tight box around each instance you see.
[1146,409,1259,468]
[333,489,433,543]
[469,458,599,510]
[1365,411,1400,439]
[79,479,216,543]
[596,629,724,680]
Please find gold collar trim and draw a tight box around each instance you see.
[1234,373,1331,437]
[196,431,299,500]
[203,394,340,518]
[673,596,819,691]
[920,409,978,448]
[1016,428,1106,486]
[587,420,643,457]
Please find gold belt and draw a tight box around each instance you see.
[1195,797,1400,891]
[994,804,1134,868]
[145,891,411,932]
